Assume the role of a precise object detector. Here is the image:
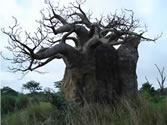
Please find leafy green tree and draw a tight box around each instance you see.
[140,82,156,96]
[23,80,42,93]
[1,86,18,96]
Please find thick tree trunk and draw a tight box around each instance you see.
[61,40,139,104]
[118,42,139,98]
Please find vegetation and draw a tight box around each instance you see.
[1,82,167,125]
[2,102,52,125]
[23,80,42,93]
[139,82,157,96]
[0,1,166,125]
[1,86,18,96]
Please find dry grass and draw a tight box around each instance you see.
[2,96,167,125]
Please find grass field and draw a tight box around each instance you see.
[2,95,167,125]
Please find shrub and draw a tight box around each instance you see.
[1,86,18,96]
[1,95,16,115]
[50,92,67,110]
[44,89,67,110]
[3,102,53,125]
[16,95,29,110]
[140,82,157,96]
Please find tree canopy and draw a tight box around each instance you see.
[1,0,158,73]
[23,80,42,93]
[1,86,18,96]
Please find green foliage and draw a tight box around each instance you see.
[24,102,52,123]
[54,80,62,91]
[45,90,67,110]
[140,82,167,105]
[140,82,157,96]
[1,87,19,115]
[23,80,42,93]
[26,92,47,102]
[1,86,18,96]
[16,95,29,110]
[2,102,53,125]
[2,95,167,125]
[1,85,167,125]
[157,88,167,95]
[164,88,167,95]
[1,94,30,115]
[1,95,16,115]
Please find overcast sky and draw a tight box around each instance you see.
[0,0,167,92]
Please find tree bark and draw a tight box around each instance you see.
[61,36,140,104]
[118,38,139,98]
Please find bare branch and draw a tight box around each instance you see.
[48,2,68,25]
[61,30,74,43]
[2,0,158,73]
[155,64,166,95]
[69,1,91,28]
[145,76,150,83]
[28,54,63,71]
[33,43,79,60]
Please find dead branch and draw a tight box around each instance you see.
[1,0,159,73]
[155,64,166,95]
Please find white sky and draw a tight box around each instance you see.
[0,0,167,92]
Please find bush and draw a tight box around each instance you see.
[50,92,67,110]
[140,82,157,96]
[3,102,53,125]
[1,87,18,96]
[44,88,67,110]
[27,92,48,103]
[1,95,16,115]
[16,95,29,110]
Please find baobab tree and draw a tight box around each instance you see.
[1,1,158,104]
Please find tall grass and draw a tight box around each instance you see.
[2,102,53,125]
[2,96,167,125]
[60,97,167,125]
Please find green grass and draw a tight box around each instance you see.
[2,102,53,125]
[2,96,167,125]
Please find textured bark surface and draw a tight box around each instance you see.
[62,45,120,104]
[118,38,139,98]
[95,45,121,103]
[62,40,139,104]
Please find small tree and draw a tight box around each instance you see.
[155,64,166,96]
[140,82,156,96]
[23,80,42,93]
[1,86,18,96]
